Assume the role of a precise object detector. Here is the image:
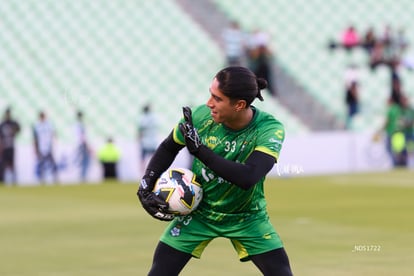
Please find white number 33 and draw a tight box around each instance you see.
[224,141,236,152]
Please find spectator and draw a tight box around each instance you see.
[247,28,270,51]
[362,26,377,55]
[329,24,410,74]
[398,96,414,166]
[33,111,58,183]
[0,107,21,184]
[390,77,403,106]
[380,24,398,64]
[395,27,409,58]
[369,39,386,70]
[221,20,246,66]
[98,137,121,180]
[343,64,360,128]
[377,99,404,167]
[341,25,360,52]
[138,104,159,175]
[345,81,359,129]
[73,111,91,182]
[249,45,277,97]
[380,24,394,49]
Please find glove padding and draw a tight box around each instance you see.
[179,106,202,154]
[137,177,175,221]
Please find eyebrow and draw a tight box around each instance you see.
[209,88,223,101]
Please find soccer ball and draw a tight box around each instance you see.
[153,168,203,215]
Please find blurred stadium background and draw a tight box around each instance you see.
[1,0,413,184]
[1,1,414,276]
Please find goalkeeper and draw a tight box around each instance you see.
[138,66,293,276]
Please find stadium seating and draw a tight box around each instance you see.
[213,0,414,130]
[0,0,308,146]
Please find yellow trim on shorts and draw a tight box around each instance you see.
[231,239,249,261]
[192,240,212,259]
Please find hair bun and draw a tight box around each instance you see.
[256,78,267,101]
[257,78,268,90]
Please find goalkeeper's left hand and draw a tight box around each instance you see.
[137,173,175,221]
[179,106,202,155]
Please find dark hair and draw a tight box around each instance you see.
[215,66,266,106]
[143,104,150,113]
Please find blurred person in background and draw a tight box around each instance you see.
[398,96,414,166]
[345,81,359,129]
[369,25,409,70]
[341,25,360,53]
[246,27,276,97]
[376,98,405,167]
[247,28,270,51]
[0,107,21,184]
[221,20,247,66]
[98,137,121,180]
[362,26,377,56]
[380,24,395,61]
[249,44,277,97]
[395,27,409,58]
[390,75,403,106]
[73,110,92,182]
[138,104,159,175]
[33,110,58,183]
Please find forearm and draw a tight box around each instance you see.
[195,146,275,190]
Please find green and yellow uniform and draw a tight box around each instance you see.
[160,105,285,261]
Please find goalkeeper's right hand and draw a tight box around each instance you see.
[137,174,174,221]
[179,106,202,155]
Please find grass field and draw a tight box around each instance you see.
[1,170,413,275]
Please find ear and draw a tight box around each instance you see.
[235,100,247,111]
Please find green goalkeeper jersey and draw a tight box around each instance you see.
[173,104,285,224]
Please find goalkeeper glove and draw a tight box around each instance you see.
[179,106,202,155]
[137,171,174,221]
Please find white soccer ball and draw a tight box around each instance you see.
[153,168,203,215]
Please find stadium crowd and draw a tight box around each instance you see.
[329,24,414,167]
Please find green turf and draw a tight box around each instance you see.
[1,170,413,275]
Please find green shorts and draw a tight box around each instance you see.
[159,213,284,262]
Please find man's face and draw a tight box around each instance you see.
[206,78,239,126]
